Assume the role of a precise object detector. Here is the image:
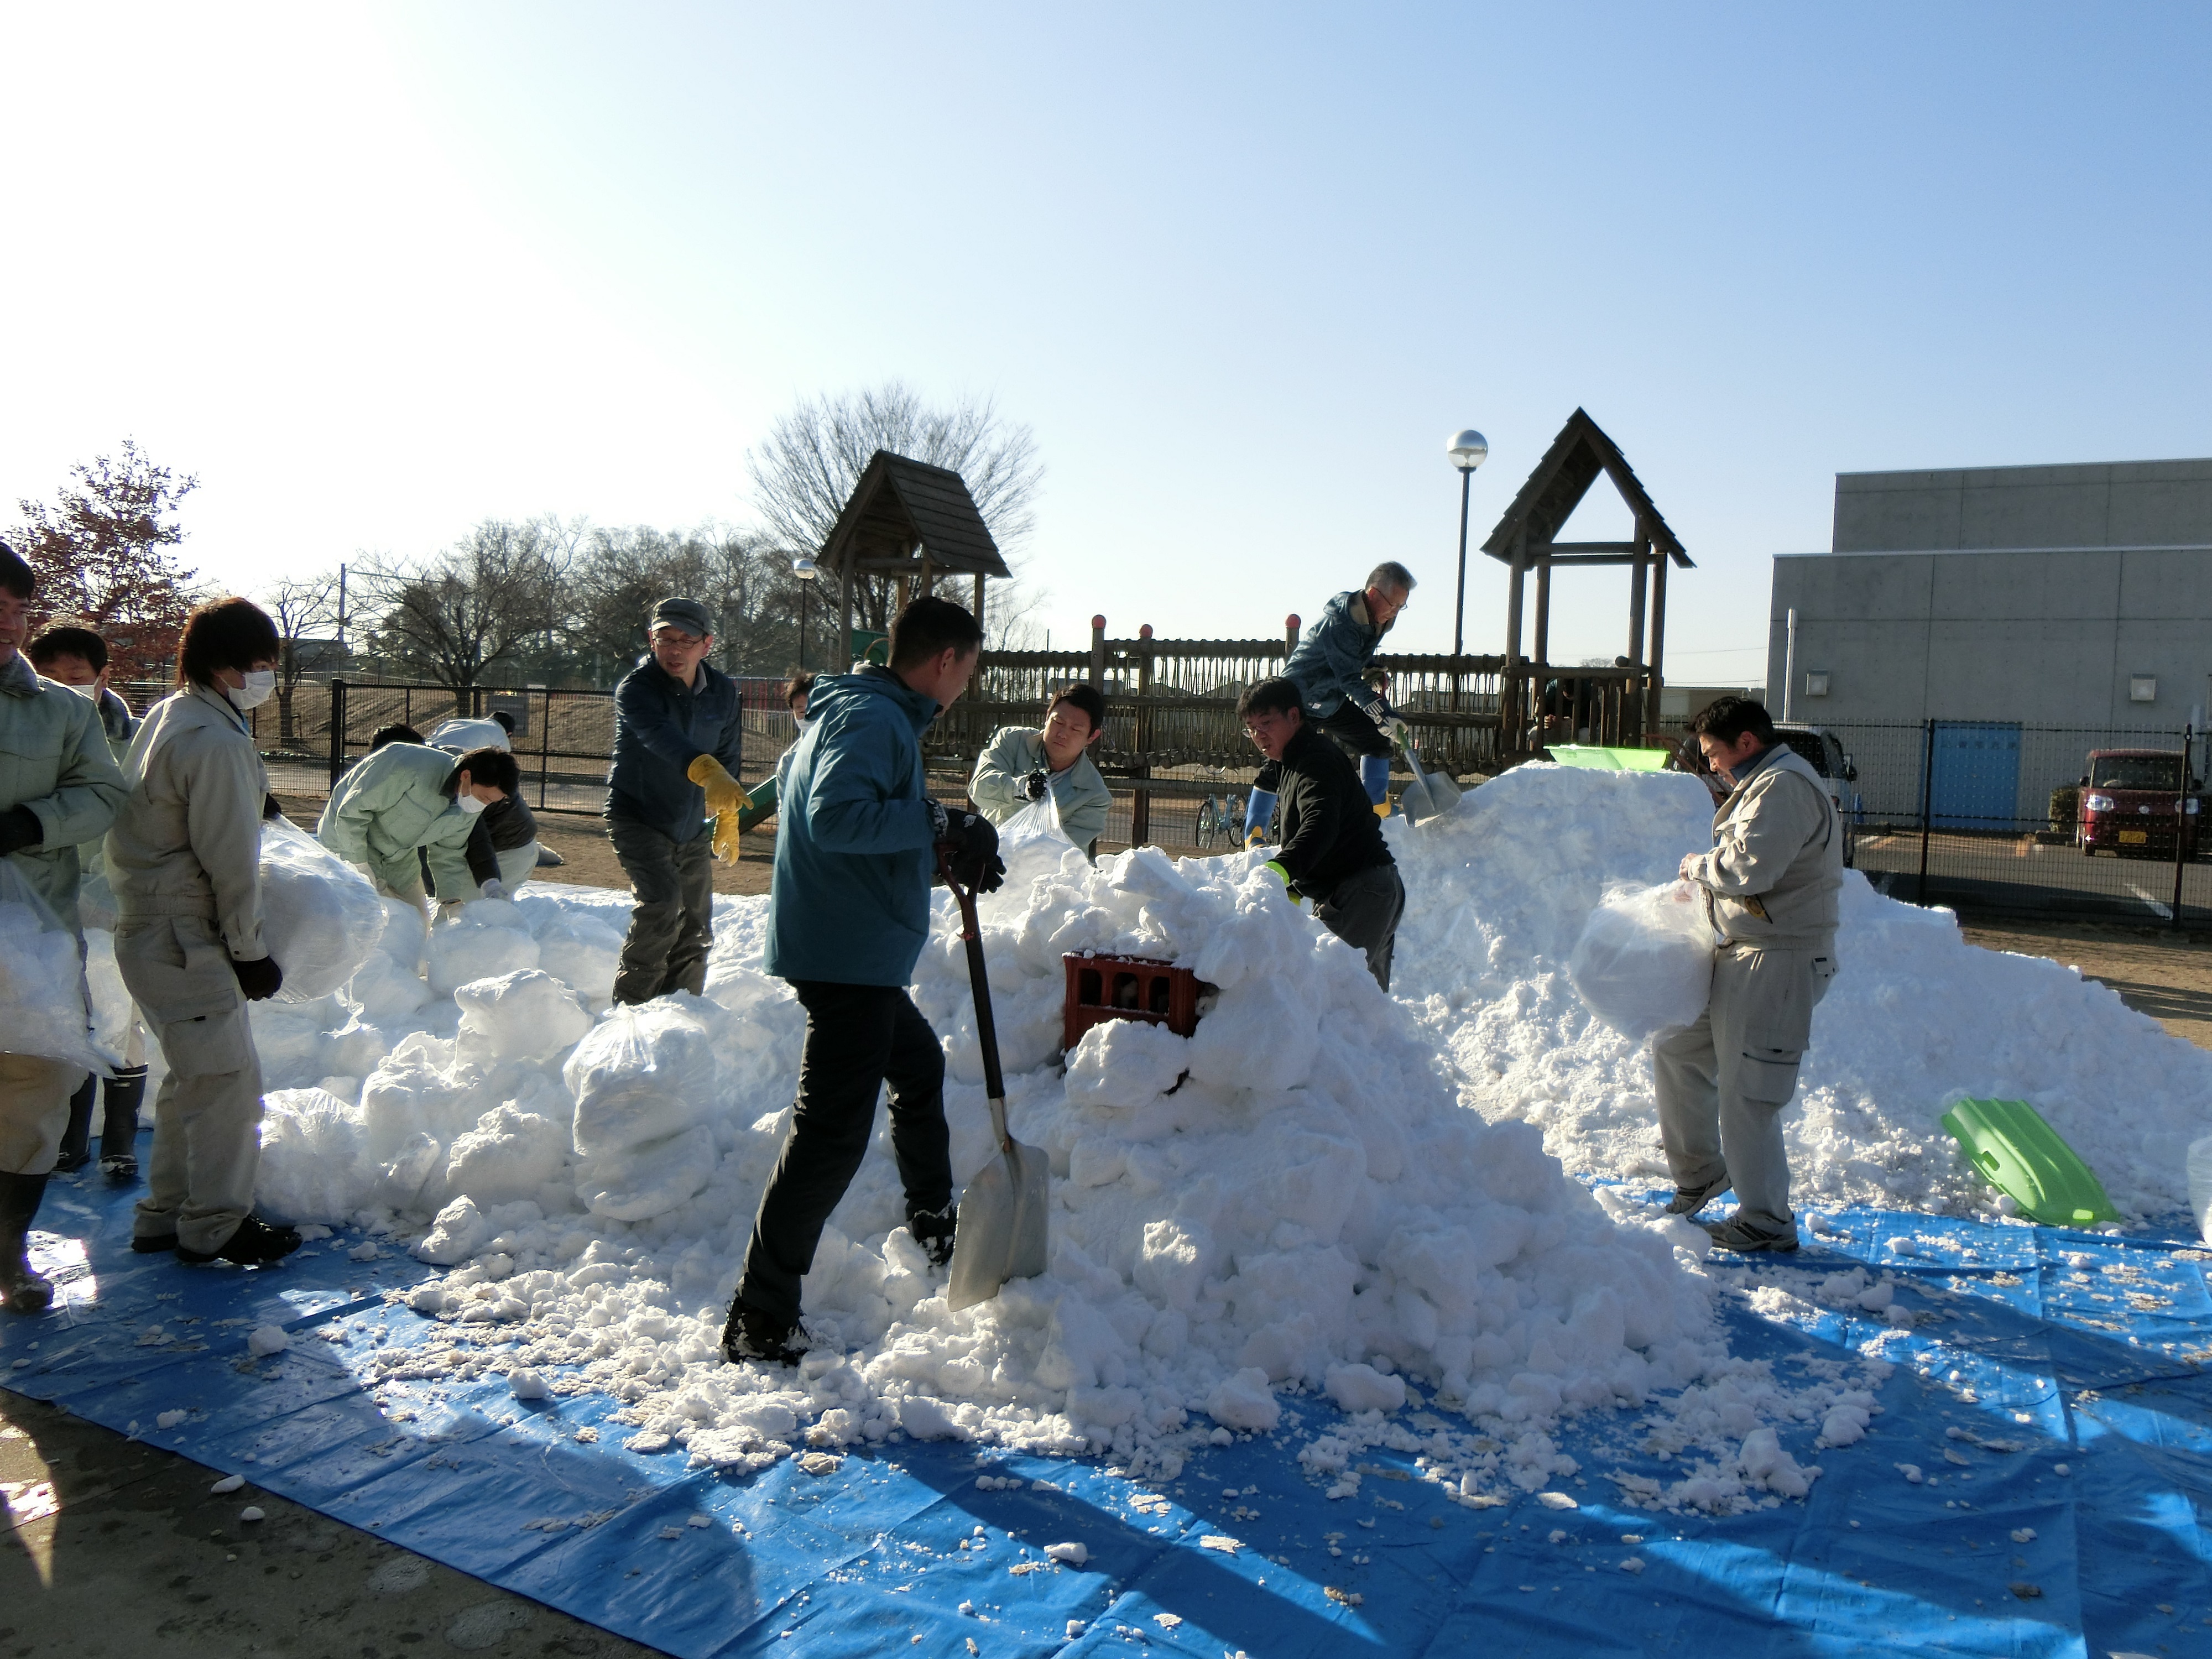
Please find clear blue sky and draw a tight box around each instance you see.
[4,3,2208,681]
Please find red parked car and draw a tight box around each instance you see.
[2078,748,2202,858]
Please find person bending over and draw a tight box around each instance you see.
[0,546,127,1311]
[604,598,745,1005]
[967,683,1113,860]
[316,742,518,927]
[722,596,1005,1366]
[1239,676,1405,989]
[1249,561,1415,838]
[1656,696,1843,1254]
[107,598,300,1266]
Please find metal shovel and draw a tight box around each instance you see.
[937,848,1049,1311]
[1393,721,1463,825]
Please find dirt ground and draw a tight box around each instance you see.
[0,1394,655,1659]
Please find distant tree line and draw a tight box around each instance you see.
[11,384,1046,726]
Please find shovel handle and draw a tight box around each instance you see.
[936,846,1010,1133]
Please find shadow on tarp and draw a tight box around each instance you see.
[6,1173,2212,1657]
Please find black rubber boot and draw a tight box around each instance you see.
[98,1066,148,1181]
[53,1074,97,1173]
[0,1172,55,1314]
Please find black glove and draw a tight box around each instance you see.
[1018,770,1048,802]
[938,810,1005,894]
[0,806,43,857]
[230,954,284,1001]
[262,793,285,822]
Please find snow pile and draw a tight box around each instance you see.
[259,819,387,999]
[355,843,1735,1485]
[1394,764,2212,1219]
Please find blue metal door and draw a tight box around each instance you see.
[1928,722,2022,832]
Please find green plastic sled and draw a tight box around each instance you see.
[1544,745,1673,773]
[1940,1097,2116,1227]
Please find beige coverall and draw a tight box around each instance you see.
[1653,744,1844,1235]
[105,685,275,1254]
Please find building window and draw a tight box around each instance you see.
[2130,675,2157,703]
[1803,672,1830,698]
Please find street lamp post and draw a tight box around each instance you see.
[792,555,820,669]
[1447,430,1489,658]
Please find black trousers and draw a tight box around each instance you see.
[609,820,714,1005]
[1255,701,1392,792]
[737,982,954,1325]
[1314,861,1406,990]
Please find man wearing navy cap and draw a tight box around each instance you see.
[606,598,747,1005]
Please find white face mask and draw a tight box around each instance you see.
[456,791,488,816]
[226,670,276,711]
[795,714,812,733]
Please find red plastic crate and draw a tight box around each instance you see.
[1061,953,1202,1054]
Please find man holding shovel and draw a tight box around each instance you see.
[1248,561,1415,840]
[723,596,1006,1367]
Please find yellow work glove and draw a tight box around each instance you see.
[1261,859,1304,909]
[687,754,753,817]
[711,807,744,864]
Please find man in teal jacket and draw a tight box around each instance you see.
[724,597,1004,1366]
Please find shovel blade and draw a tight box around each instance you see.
[1397,769,1437,825]
[947,1132,1051,1311]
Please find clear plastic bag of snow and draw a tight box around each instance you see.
[0,863,106,1074]
[260,818,387,1000]
[1568,880,1715,1041]
[979,792,1084,921]
[257,1088,378,1223]
[564,1000,720,1157]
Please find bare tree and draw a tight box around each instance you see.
[745,383,1044,632]
[260,570,342,743]
[361,520,566,714]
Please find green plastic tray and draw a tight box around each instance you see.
[1941,1096,2115,1226]
[1545,745,1673,772]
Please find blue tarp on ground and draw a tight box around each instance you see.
[6,1171,2212,1658]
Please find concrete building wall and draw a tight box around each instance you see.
[1833,457,2212,553]
[1770,457,2212,828]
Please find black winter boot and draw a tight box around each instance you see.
[719,1296,806,1367]
[907,1204,958,1269]
[0,1172,55,1314]
[178,1215,301,1267]
[53,1075,97,1173]
[98,1066,148,1181]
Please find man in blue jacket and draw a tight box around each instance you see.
[1248,561,1415,839]
[723,596,1005,1366]
[606,598,747,1006]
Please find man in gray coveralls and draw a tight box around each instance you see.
[1655,696,1843,1253]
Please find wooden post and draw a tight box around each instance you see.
[895,573,911,615]
[918,554,932,597]
[837,564,853,668]
[968,572,985,701]
[1286,614,1301,654]
[1088,614,1106,691]
[1504,529,1527,750]
[1648,550,1670,723]
[1533,549,1553,669]
[1131,625,1155,847]
[1626,523,1650,737]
